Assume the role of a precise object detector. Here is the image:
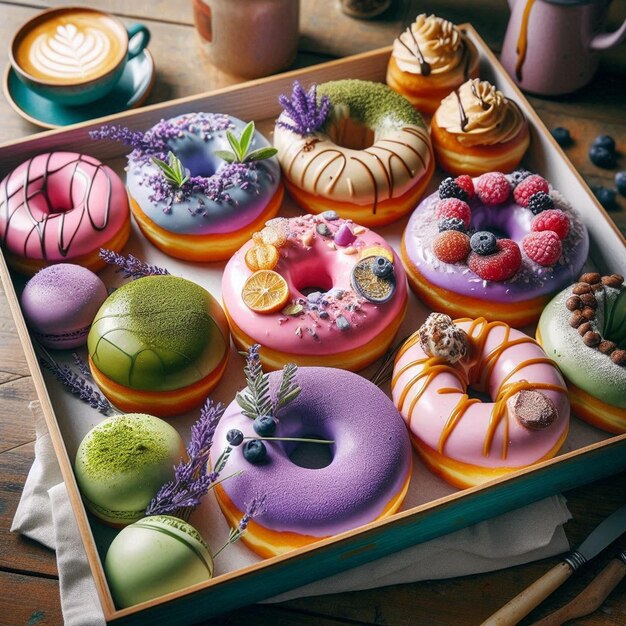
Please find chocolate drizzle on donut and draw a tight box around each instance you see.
[453,90,469,131]
[399,26,432,76]
[0,154,112,260]
[564,272,626,366]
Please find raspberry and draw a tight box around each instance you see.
[433,231,471,264]
[514,175,549,207]
[454,175,475,200]
[476,172,511,205]
[435,198,471,228]
[527,191,554,215]
[522,231,562,266]
[438,217,466,233]
[531,209,570,240]
[468,239,521,281]
[438,177,469,202]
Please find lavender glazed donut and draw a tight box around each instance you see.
[0,152,130,275]
[401,171,589,326]
[211,367,413,558]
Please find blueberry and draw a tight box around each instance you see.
[507,169,532,188]
[592,186,618,211]
[551,127,572,148]
[470,231,497,255]
[372,256,394,278]
[592,135,616,153]
[253,415,277,437]
[438,177,468,201]
[243,439,267,463]
[615,171,626,197]
[589,145,616,169]
[226,429,244,446]
[438,217,466,233]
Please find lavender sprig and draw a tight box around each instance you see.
[146,399,226,520]
[99,249,169,279]
[39,355,114,415]
[213,495,267,558]
[277,81,331,137]
[72,353,92,379]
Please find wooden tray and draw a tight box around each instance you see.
[1,25,625,625]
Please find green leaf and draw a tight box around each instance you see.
[226,130,243,162]
[239,121,255,156]
[245,147,278,162]
[213,150,237,163]
[152,152,189,188]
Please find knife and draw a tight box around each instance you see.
[480,503,626,626]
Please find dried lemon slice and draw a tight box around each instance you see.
[242,270,290,314]
[245,244,279,271]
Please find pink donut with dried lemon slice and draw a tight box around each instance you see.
[392,314,570,488]
[221,213,408,371]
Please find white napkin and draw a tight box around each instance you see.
[12,401,572,624]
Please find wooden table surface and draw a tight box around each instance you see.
[1,1,625,624]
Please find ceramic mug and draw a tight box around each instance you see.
[193,0,299,78]
[500,0,626,96]
[10,6,150,106]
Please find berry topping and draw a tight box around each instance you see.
[475,172,511,205]
[418,313,469,364]
[226,429,244,446]
[243,439,267,464]
[513,175,549,207]
[522,231,562,266]
[615,171,626,196]
[438,177,469,202]
[467,239,521,281]
[551,127,572,148]
[372,256,394,278]
[589,145,616,169]
[507,169,532,188]
[454,175,475,200]
[470,231,498,256]
[334,223,356,247]
[531,209,570,239]
[592,134,616,153]
[591,186,618,211]
[435,198,471,228]
[433,231,471,264]
[526,191,554,215]
[438,217,466,233]
[253,415,277,437]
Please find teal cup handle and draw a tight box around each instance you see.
[126,23,150,60]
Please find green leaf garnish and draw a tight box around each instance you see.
[214,122,278,164]
[152,151,189,188]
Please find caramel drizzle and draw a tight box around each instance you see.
[287,126,430,215]
[399,26,432,76]
[391,318,567,460]
[515,0,536,81]
[0,154,112,260]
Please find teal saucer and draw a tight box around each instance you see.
[4,50,155,129]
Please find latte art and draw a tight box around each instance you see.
[30,24,112,80]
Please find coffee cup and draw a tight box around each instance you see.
[10,6,150,106]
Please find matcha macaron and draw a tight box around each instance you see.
[74,413,185,526]
[87,275,230,417]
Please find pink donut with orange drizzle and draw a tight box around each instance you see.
[222,213,408,371]
[0,152,130,275]
[391,314,569,488]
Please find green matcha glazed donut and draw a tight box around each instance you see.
[273,79,435,226]
[537,272,626,433]
[87,275,230,417]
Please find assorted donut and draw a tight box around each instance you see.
[5,10,625,611]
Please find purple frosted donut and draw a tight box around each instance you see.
[21,263,108,349]
[211,367,413,557]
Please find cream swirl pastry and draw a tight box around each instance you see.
[431,79,530,175]
[386,14,480,114]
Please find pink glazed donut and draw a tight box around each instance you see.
[391,315,570,488]
[0,152,131,275]
[222,213,408,371]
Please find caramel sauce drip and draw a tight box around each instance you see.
[515,0,536,81]
[392,317,567,460]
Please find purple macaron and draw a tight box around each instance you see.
[21,263,108,349]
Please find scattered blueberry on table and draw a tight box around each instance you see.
[592,186,618,211]
[615,171,626,197]
[551,127,572,148]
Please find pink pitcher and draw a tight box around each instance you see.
[500,0,626,96]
